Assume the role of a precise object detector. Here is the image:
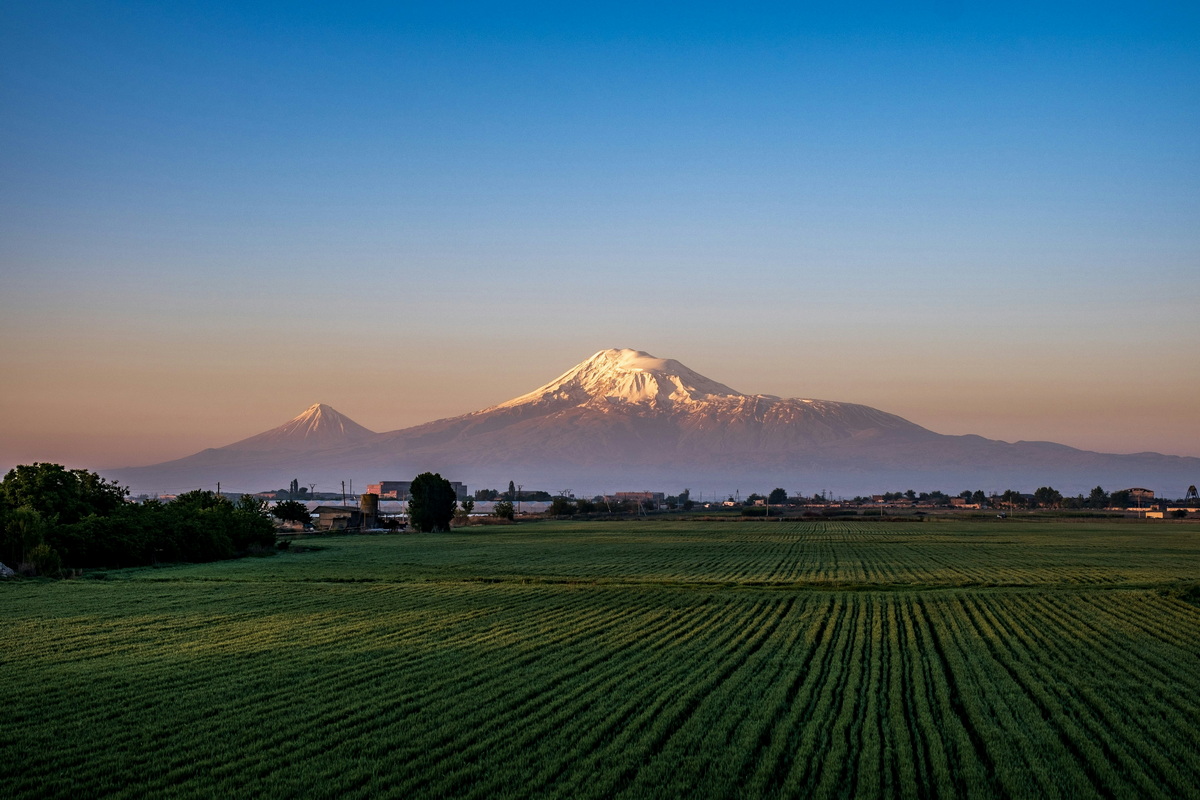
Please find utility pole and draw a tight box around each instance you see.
[517,484,523,516]
[341,481,346,506]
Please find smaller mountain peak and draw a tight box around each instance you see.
[222,403,376,452]
[299,402,335,416]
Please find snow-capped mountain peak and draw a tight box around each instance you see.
[108,347,1200,497]
[223,403,376,451]
[494,348,744,410]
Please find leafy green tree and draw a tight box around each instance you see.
[768,488,788,505]
[493,499,515,520]
[453,496,476,525]
[506,481,516,501]
[923,490,950,506]
[0,463,127,524]
[1033,486,1063,508]
[27,542,62,577]
[2,506,48,565]
[169,491,274,554]
[1109,489,1132,508]
[408,472,457,532]
[171,490,231,513]
[237,495,269,516]
[0,463,281,572]
[1000,489,1025,509]
[549,497,576,517]
[271,500,312,525]
[1088,486,1110,508]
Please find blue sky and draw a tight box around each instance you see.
[2,1,1198,470]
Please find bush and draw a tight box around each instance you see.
[27,543,62,577]
[2,468,278,572]
[549,498,577,517]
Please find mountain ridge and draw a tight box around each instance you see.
[105,349,1199,496]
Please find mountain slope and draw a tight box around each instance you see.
[106,350,1200,495]
[330,349,1197,493]
[107,403,376,492]
[223,403,376,452]
[360,349,933,466]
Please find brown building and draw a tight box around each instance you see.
[312,506,365,531]
[366,480,468,500]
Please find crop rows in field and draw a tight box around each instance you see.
[135,519,1200,588]
[5,567,1200,798]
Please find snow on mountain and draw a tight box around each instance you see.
[477,348,926,449]
[493,348,743,410]
[105,350,1200,496]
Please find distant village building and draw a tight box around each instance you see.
[1127,488,1155,501]
[367,480,468,500]
[312,505,364,531]
[613,492,666,504]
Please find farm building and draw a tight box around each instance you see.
[312,505,365,531]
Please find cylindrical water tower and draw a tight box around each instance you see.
[359,493,379,529]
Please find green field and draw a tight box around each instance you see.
[4,520,1200,798]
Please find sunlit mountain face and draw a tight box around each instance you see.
[106,349,1200,497]
[221,403,377,452]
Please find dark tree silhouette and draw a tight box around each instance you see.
[272,500,312,525]
[408,472,457,532]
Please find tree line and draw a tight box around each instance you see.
[0,463,277,576]
[474,482,553,502]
